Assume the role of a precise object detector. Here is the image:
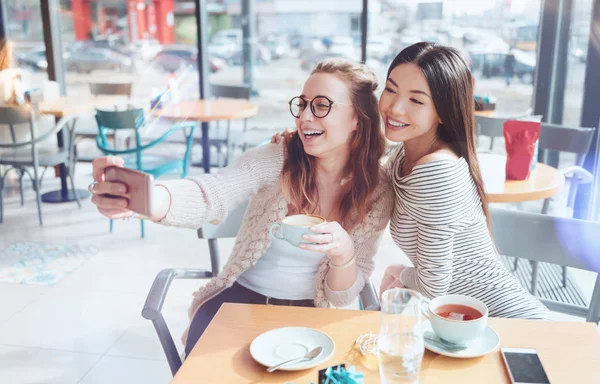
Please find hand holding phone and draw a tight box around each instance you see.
[104,166,154,217]
[501,348,550,384]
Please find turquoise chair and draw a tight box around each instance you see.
[95,108,196,238]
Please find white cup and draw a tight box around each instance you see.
[423,294,488,345]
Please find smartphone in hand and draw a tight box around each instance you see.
[105,166,154,217]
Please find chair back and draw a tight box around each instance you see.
[197,200,249,239]
[95,108,145,166]
[490,207,600,322]
[210,84,251,100]
[89,82,133,97]
[0,105,37,149]
[539,123,596,165]
[475,115,508,139]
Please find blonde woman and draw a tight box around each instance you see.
[89,59,394,353]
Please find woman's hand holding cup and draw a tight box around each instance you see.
[300,221,355,265]
[89,156,132,219]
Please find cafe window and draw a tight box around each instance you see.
[367,0,543,118]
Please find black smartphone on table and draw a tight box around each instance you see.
[501,348,550,384]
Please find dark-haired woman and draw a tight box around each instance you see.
[380,42,548,319]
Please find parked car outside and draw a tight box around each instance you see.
[469,49,535,84]
[151,46,226,73]
[261,34,291,59]
[128,39,163,61]
[17,48,49,71]
[65,47,133,73]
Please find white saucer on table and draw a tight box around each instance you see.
[250,327,335,371]
[423,320,500,359]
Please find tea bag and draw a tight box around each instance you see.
[447,312,466,321]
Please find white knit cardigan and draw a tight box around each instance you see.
[158,142,394,343]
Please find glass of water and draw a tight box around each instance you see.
[378,288,425,384]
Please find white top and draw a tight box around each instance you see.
[237,238,327,300]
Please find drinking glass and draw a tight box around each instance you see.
[378,288,425,384]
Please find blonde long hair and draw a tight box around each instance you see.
[281,59,385,229]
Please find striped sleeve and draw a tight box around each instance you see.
[397,160,482,298]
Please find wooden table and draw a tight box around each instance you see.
[173,303,600,383]
[152,99,259,173]
[475,110,498,117]
[39,95,128,118]
[478,153,565,203]
[38,95,129,203]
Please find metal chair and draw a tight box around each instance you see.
[0,105,81,225]
[475,115,507,151]
[95,108,196,238]
[142,200,380,376]
[539,123,596,214]
[516,124,596,294]
[475,113,541,152]
[490,207,600,323]
[89,81,133,98]
[205,84,251,166]
[74,81,134,161]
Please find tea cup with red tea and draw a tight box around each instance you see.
[423,294,488,346]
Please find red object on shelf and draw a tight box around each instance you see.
[503,120,541,180]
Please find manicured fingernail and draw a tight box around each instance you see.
[299,244,306,248]
[120,201,128,208]
[310,226,316,231]
[302,235,308,240]
[118,187,126,194]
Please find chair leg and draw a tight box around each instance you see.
[241,118,248,152]
[513,257,519,271]
[19,169,25,206]
[110,219,114,233]
[208,239,220,277]
[531,261,540,295]
[224,120,231,166]
[141,220,145,239]
[541,198,550,215]
[0,176,3,223]
[562,266,568,288]
[489,137,494,151]
[69,174,82,208]
[32,167,43,226]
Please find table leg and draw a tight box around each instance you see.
[41,117,90,203]
[201,121,210,174]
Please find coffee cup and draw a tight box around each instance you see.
[423,294,488,346]
[269,214,325,247]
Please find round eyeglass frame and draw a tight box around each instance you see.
[288,95,350,119]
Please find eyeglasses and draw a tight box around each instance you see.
[288,95,352,119]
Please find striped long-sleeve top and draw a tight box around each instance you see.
[389,145,549,319]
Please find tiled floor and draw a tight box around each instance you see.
[0,156,596,384]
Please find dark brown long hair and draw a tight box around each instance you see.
[387,42,490,227]
[281,58,385,229]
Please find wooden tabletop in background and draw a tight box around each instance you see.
[152,99,259,122]
[479,153,565,203]
[39,95,129,118]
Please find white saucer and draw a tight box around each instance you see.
[422,320,500,359]
[250,327,335,371]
